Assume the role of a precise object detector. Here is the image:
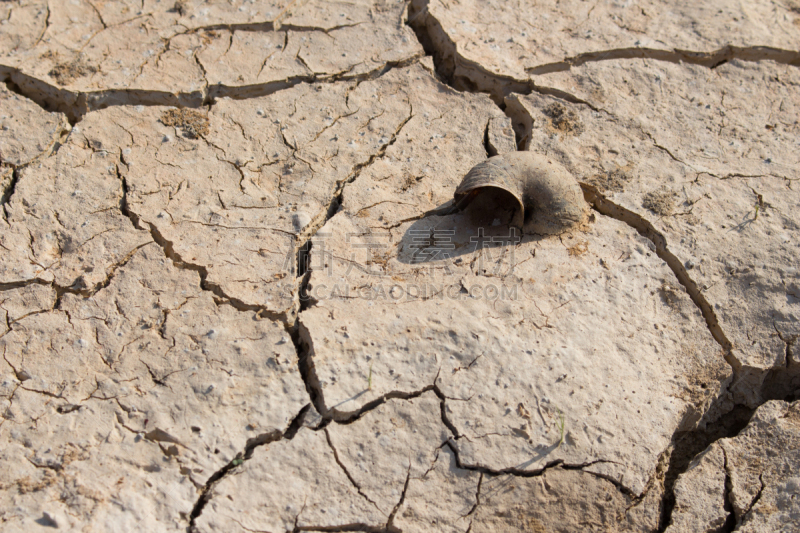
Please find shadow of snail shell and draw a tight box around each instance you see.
[455,152,587,235]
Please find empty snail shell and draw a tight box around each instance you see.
[454,152,587,235]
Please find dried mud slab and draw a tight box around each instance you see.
[199,0,423,92]
[409,0,800,96]
[293,55,730,497]
[0,83,68,169]
[486,115,517,156]
[64,62,497,314]
[0,283,55,337]
[0,243,307,531]
[0,95,150,288]
[301,208,727,495]
[507,58,800,404]
[0,1,49,57]
[470,468,654,532]
[666,400,800,532]
[0,0,422,117]
[195,393,449,532]
[297,74,729,495]
[0,0,796,529]
[336,58,507,225]
[391,445,480,533]
[197,392,661,532]
[535,59,800,179]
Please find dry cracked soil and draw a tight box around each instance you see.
[0,1,799,532]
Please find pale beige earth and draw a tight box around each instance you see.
[0,0,798,532]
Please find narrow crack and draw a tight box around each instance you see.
[774,324,798,369]
[117,164,288,321]
[35,3,51,47]
[0,168,20,212]
[2,68,205,124]
[463,472,483,519]
[324,428,383,511]
[283,108,417,421]
[192,53,210,104]
[294,107,414,250]
[719,446,738,533]
[1,54,423,124]
[53,240,152,302]
[85,0,108,30]
[295,524,389,532]
[144,218,285,316]
[1,236,150,316]
[289,318,328,419]
[580,184,736,365]
[432,383,462,439]
[0,279,53,293]
[525,45,800,76]
[623,446,670,516]
[481,118,492,158]
[187,404,312,532]
[171,20,364,37]
[385,466,412,532]
[408,0,800,106]
[644,131,692,167]
[656,403,754,532]
[117,165,141,230]
[738,471,766,527]
[443,438,613,479]
[332,385,435,424]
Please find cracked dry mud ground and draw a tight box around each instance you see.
[0,1,798,532]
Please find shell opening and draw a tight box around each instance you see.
[456,186,525,228]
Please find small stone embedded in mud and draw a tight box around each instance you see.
[160,108,210,139]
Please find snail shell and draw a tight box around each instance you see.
[455,152,587,235]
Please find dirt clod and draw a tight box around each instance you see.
[160,108,210,139]
[588,168,633,193]
[543,103,584,135]
[48,61,98,86]
[643,188,677,215]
